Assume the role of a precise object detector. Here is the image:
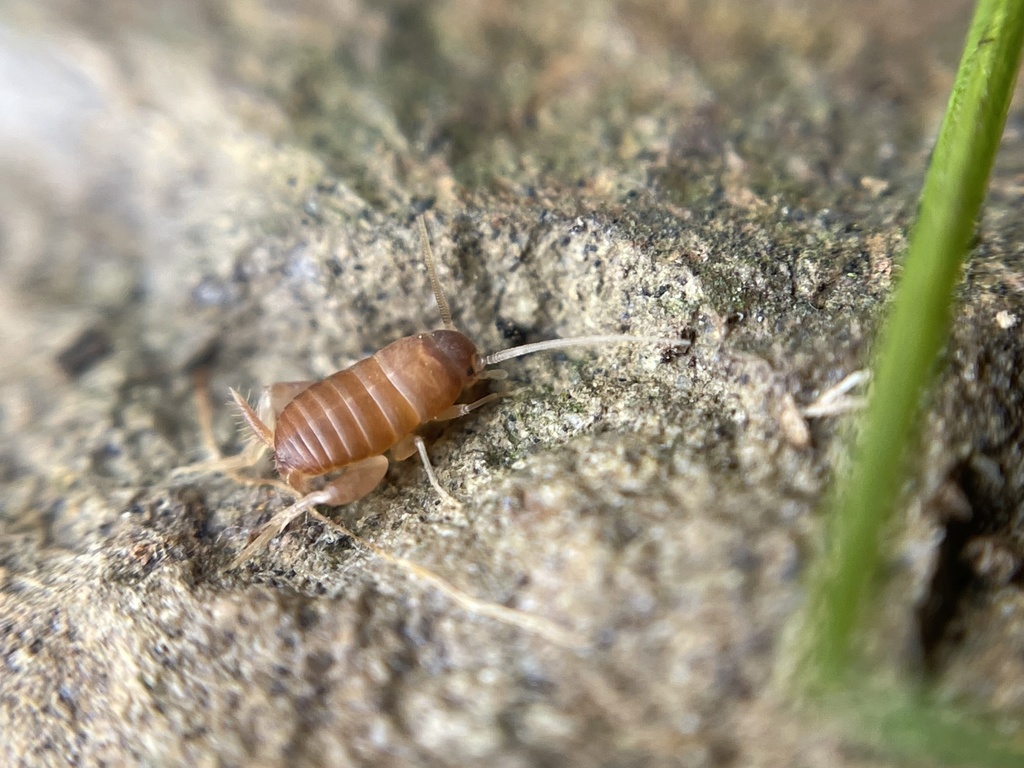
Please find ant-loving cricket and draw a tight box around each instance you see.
[174,216,679,642]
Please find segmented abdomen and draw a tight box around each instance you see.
[273,334,466,477]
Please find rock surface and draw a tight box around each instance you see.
[1,1,1021,766]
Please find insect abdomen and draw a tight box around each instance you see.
[273,333,472,476]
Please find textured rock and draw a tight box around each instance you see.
[1,1,1020,766]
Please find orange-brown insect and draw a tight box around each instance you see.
[184,217,674,568]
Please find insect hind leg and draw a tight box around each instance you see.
[171,380,313,492]
[228,455,389,569]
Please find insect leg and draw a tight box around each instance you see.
[398,435,461,508]
[228,485,329,569]
[319,454,391,506]
[430,391,507,422]
[261,380,316,420]
[172,381,314,488]
[228,455,390,568]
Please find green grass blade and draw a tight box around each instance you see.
[798,0,1024,688]
[822,686,1024,767]
[867,695,1024,767]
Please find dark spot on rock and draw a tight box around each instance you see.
[56,327,112,378]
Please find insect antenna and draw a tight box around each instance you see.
[481,334,683,366]
[418,215,456,331]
